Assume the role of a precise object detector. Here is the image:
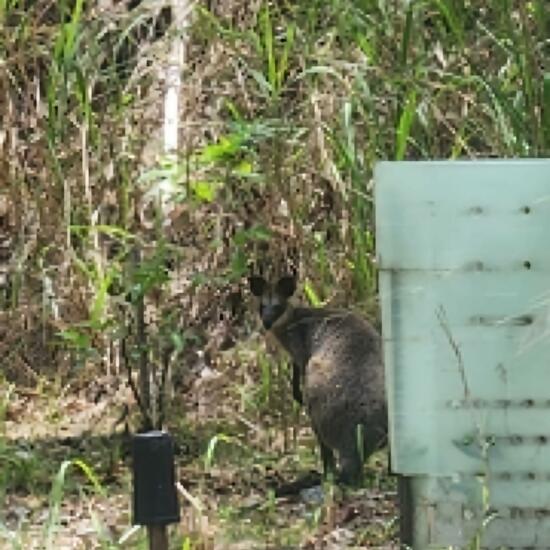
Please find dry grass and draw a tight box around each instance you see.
[0,0,548,546]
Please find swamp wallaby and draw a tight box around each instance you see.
[249,275,387,485]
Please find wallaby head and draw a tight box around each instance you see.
[248,275,296,330]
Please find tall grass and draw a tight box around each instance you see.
[3,0,546,370]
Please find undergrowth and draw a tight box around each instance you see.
[0,0,548,547]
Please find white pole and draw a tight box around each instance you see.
[152,0,193,225]
[164,0,192,154]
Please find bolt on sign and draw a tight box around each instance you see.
[375,160,550,548]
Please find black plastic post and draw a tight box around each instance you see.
[132,430,180,549]
[398,475,414,545]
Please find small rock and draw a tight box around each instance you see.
[300,485,324,504]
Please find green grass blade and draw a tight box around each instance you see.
[395,90,417,160]
[277,22,295,92]
[432,0,464,48]
[261,4,277,94]
[44,459,105,549]
[543,73,550,154]
[400,1,414,66]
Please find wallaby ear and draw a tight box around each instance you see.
[275,276,296,299]
[249,276,267,297]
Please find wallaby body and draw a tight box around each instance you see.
[250,276,387,485]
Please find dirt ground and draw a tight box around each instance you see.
[0,366,399,549]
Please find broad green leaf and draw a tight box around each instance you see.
[199,135,243,163]
[233,160,253,175]
[57,329,90,350]
[190,180,221,202]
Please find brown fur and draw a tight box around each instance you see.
[250,276,387,485]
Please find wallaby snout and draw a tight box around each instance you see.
[249,275,296,330]
[258,304,285,330]
[249,275,387,486]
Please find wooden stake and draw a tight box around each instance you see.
[147,525,168,550]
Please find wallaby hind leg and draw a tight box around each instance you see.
[312,425,336,479]
[336,432,364,486]
[291,362,303,405]
[338,424,387,486]
[319,439,336,479]
[338,449,363,486]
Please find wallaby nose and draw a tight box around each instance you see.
[260,304,284,330]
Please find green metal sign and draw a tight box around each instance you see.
[375,160,550,548]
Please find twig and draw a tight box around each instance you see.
[436,304,470,402]
[133,245,153,430]
[157,345,172,427]
[176,481,204,513]
[121,336,153,429]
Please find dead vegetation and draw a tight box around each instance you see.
[0,0,548,547]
